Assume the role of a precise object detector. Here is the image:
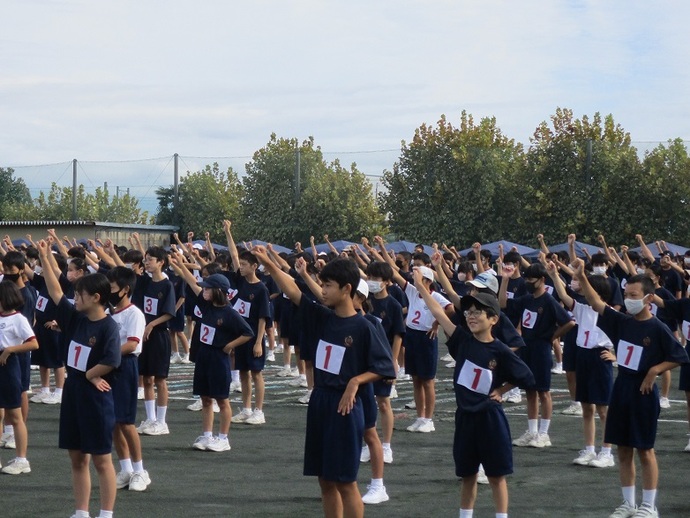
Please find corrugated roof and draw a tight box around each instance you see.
[0,221,178,231]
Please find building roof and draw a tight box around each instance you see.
[0,221,178,231]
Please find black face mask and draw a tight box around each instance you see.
[3,273,20,283]
[395,260,404,269]
[525,281,539,294]
[109,290,125,306]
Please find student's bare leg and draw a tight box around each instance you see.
[217,398,231,435]
[319,478,344,518]
[398,347,405,372]
[460,473,478,510]
[21,392,28,422]
[526,390,538,420]
[297,357,305,376]
[177,331,190,356]
[267,324,276,352]
[5,409,27,457]
[282,338,291,366]
[337,481,364,518]
[143,375,155,401]
[377,396,394,444]
[364,427,383,479]
[552,341,563,364]
[488,475,509,514]
[122,424,142,463]
[422,378,435,419]
[582,403,595,446]
[565,371,576,400]
[113,424,129,461]
[305,362,314,391]
[660,370,671,399]
[617,446,635,487]
[638,448,658,490]
[595,404,610,447]
[154,376,168,407]
[201,396,215,432]
[538,390,552,419]
[69,450,92,512]
[39,366,50,391]
[169,330,179,354]
[55,366,65,389]
[412,376,425,418]
[240,371,252,409]
[251,371,265,410]
[185,317,195,342]
[93,452,117,512]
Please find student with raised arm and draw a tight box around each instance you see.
[545,260,616,468]
[37,240,121,518]
[574,259,688,518]
[253,246,394,518]
[414,268,534,518]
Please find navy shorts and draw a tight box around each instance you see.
[112,355,139,424]
[233,341,265,372]
[59,375,115,454]
[138,327,171,378]
[304,388,364,482]
[678,344,690,391]
[519,341,551,392]
[605,374,659,449]
[169,306,186,333]
[575,348,613,405]
[454,405,513,478]
[562,331,577,372]
[404,329,438,380]
[31,326,64,369]
[193,346,231,399]
[17,351,30,392]
[373,379,392,398]
[0,355,22,409]
[360,383,377,429]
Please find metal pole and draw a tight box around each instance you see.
[174,153,179,225]
[72,159,77,220]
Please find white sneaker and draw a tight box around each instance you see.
[404,400,416,409]
[397,368,411,381]
[298,390,312,405]
[128,470,151,491]
[389,386,398,399]
[609,501,637,518]
[246,409,266,425]
[136,419,156,434]
[289,375,307,387]
[406,418,423,432]
[477,465,489,484]
[440,353,453,362]
[137,387,144,400]
[1,458,31,475]
[266,350,276,362]
[503,389,522,403]
[572,449,597,466]
[416,419,435,433]
[562,402,583,416]
[289,346,295,354]
[684,436,690,452]
[445,360,456,368]
[632,502,658,517]
[0,433,16,449]
[589,451,615,468]
[116,470,132,489]
[383,446,393,464]
[212,400,220,413]
[361,484,389,504]
[142,421,169,436]
[180,354,192,364]
[187,399,203,411]
[43,392,62,405]
[231,408,253,423]
[659,396,671,409]
[276,366,294,377]
[528,432,551,448]
[360,444,371,463]
[170,352,182,364]
[551,365,564,374]
[30,391,48,403]
[193,435,213,451]
[230,380,242,393]
[512,430,536,447]
[206,436,231,452]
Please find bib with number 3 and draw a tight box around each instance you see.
[67,340,92,372]
[522,309,537,329]
[315,340,346,375]
[200,324,216,346]
[457,359,493,395]
[144,296,159,316]
[233,298,252,318]
[617,339,643,371]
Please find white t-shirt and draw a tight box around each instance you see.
[108,304,146,356]
[404,282,451,332]
[571,300,613,349]
[0,312,35,350]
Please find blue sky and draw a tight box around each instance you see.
[2,1,689,213]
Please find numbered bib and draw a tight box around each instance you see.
[682,321,690,341]
[649,303,658,316]
[35,295,49,312]
[228,288,238,301]
[315,340,346,375]
[506,292,515,299]
[617,339,643,372]
[67,340,92,372]
[544,285,554,295]
[577,328,597,349]
[233,298,252,318]
[200,324,216,345]
[144,296,158,316]
[457,359,493,395]
[194,305,203,318]
[522,309,538,329]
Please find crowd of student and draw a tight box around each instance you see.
[0,227,688,518]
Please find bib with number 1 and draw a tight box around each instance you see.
[315,339,346,375]
[457,359,493,395]
[617,339,643,371]
[67,340,92,371]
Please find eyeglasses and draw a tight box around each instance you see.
[463,309,485,318]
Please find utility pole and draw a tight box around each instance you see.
[72,159,77,220]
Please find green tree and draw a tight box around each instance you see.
[380,112,524,246]
[0,168,33,220]
[156,163,243,242]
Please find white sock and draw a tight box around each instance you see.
[243,407,252,414]
[601,446,612,455]
[119,458,133,472]
[460,510,473,518]
[528,419,538,434]
[622,486,636,506]
[4,425,14,434]
[132,460,144,472]
[538,419,550,434]
[204,431,213,438]
[41,386,50,394]
[254,408,263,415]
[156,406,167,423]
[496,514,508,518]
[556,362,563,369]
[382,442,391,449]
[99,510,113,518]
[144,400,156,421]
[231,370,240,382]
[283,363,291,370]
[219,433,228,440]
[74,511,90,518]
[370,478,383,488]
[585,445,595,454]
[16,456,27,462]
[54,387,63,396]
[642,489,656,507]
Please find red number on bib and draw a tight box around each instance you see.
[201,327,209,342]
[73,345,82,366]
[323,345,332,370]
[523,312,532,327]
[37,299,44,309]
[624,345,634,366]
[238,301,246,316]
[145,298,153,313]
[583,330,590,348]
[411,311,421,325]
[471,368,482,390]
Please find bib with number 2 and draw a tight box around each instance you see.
[522,309,537,329]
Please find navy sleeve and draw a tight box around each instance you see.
[596,306,624,345]
[54,296,78,336]
[495,313,525,350]
[497,343,535,389]
[364,319,396,379]
[446,325,472,360]
[100,318,123,368]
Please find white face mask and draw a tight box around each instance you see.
[125,263,134,270]
[624,296,647,315]
[457,273,467,282]
[636,268,645,275]
[366,280,384,294]
[684,258,690,266]
[34,266,43,275]
[592,266,607,276]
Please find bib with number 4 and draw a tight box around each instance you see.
[67,340,92,372]
[457,359,493,395]
[522,309,538,329]
[199,324,216,346]
[617,339,643,372]
[315,340,346,375]
[35,295,49,312]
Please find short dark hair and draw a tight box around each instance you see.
[106,266,137,294]
[318,258,360,298]
[210,288,229,306]
[68,258,88,274]
[123,249,144,266]
[74,273,111,307]
[626,274,655,296]
[588,275,612,303]
[591,253,608,266]
[0,281,24,311]
[239,250,259,266]
[503,251,521,264]
[67,246,86,260]
[145,246,168,267]
[2,251,26,271]
[25,247,39,261]
[412,252,431,265]
[396,251,412,263]
[201,263,222,276]
[365,261,394,281]
[523,263,547,280]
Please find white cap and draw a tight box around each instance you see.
[416,266,435,282]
